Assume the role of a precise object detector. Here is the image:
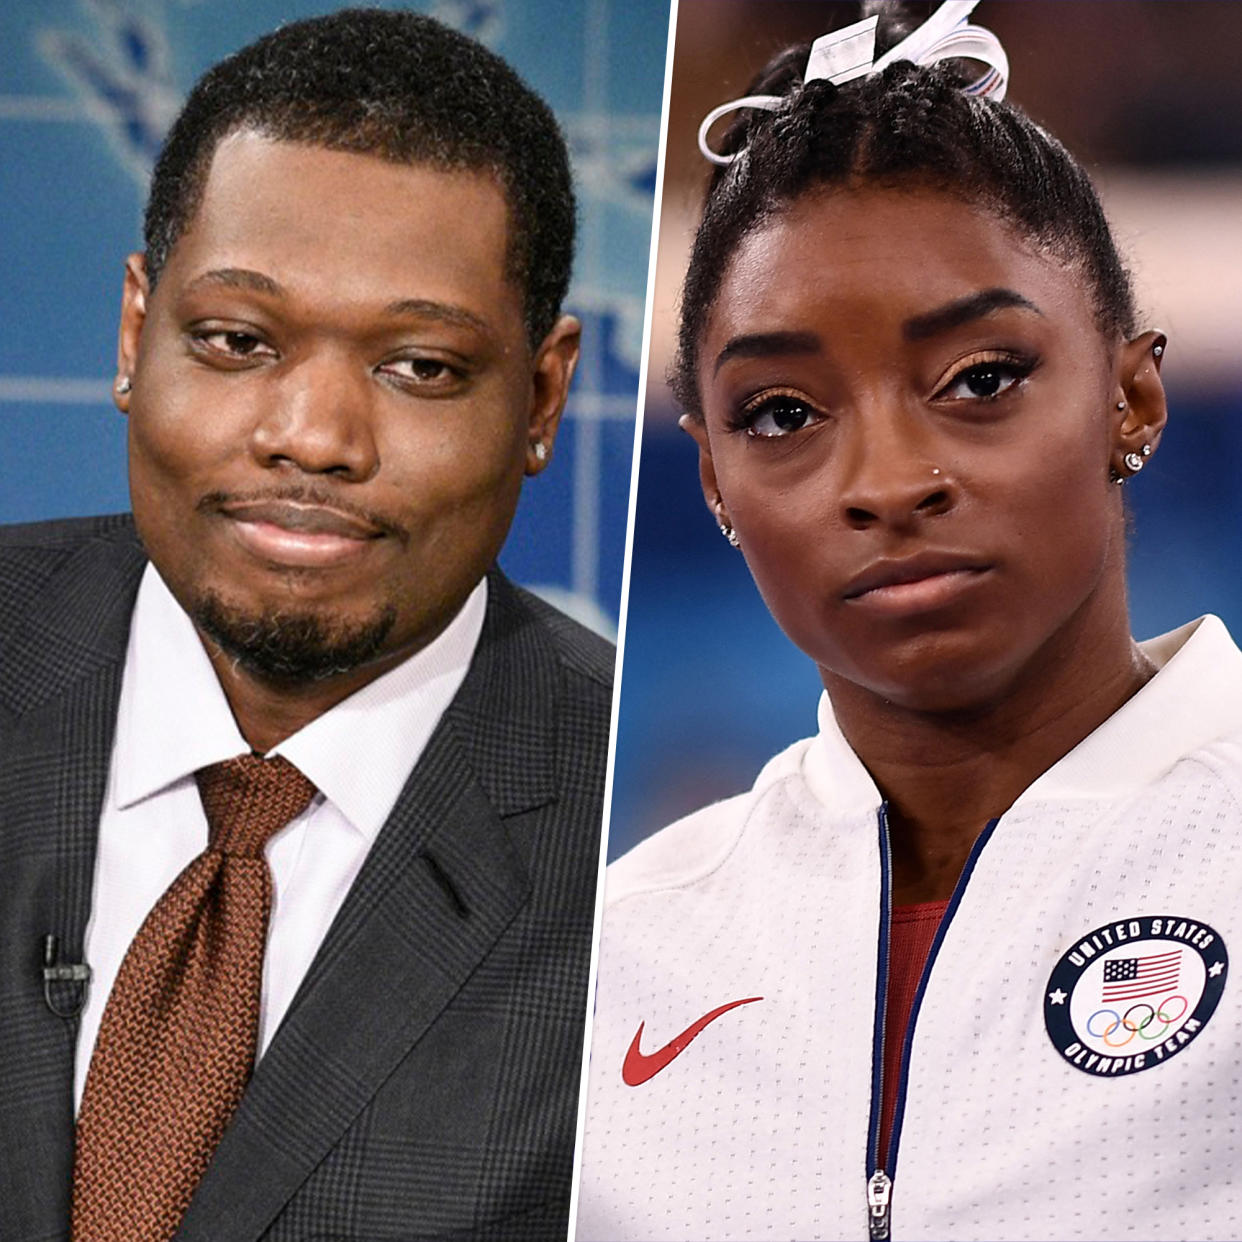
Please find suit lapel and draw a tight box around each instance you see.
[176,573,560,1242]
[0,524,144,1241]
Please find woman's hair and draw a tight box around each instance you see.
[673,5,1136,416]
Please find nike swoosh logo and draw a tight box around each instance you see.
[622,996,763,1086]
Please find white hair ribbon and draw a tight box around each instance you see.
[697,0,1009,166]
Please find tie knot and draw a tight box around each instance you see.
[195,754,317,857]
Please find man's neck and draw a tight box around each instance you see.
[200,642,417,753]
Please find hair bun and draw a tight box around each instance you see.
[862,0,928,54]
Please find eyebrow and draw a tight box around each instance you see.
[711,288,1042,376]
[383,298,491,336]
[183,267,283,297]
[181,270,491,335]
[902,288,1042,341]
[713,330,820,375]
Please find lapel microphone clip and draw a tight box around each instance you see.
[42,934,92,1019]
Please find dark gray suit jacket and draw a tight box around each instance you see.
[0,515,614,1241]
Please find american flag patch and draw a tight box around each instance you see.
[1102,951,1181,1002]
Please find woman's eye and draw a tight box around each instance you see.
[939,360,1029,402]
[743,395,821,438]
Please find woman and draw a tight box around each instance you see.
[578,4,1242,1239]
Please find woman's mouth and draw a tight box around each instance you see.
[843,554,992,615]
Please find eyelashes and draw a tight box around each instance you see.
[184,325,471,394]
[189,328,276,362]
[725,352,1039,440]
[726,390,823,438]
[934,353,1037,402]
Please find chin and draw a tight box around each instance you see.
[877,675,1010,718]
[192,589,398,684]
[831,628,1025,716]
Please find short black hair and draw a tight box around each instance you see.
[674,5,1136,415]
[144,8,575,346]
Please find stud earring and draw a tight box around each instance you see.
[1116,400,1127,411]
[1141,444,1152,457]
[1153,343,1164,359]
[531,441,548,463]
[115,376,132,395]
[1123,450,1145,474]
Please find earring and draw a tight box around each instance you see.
[531,441,548,463]
[717,521,740,549]
[1116,400,1127,411]
[1153,343,1164,359]
[1112,443,1152,485]
[115,376,132,395]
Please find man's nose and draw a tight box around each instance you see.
[835,403,955,530]
[249,351,380,481]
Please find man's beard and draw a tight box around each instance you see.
[193,590,398,684]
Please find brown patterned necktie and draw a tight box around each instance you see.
[73,754,316,1242]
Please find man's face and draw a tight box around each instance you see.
[117,130,577,685]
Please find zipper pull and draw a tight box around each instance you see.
[867,1169,892,1241]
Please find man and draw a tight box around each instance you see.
[0,10,613,1241]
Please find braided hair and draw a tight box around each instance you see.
[674,5,1135,415]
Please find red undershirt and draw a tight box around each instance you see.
[877,899,950,1166]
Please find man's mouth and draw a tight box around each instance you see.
[216,499,388,569]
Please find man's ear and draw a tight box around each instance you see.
[1111,330,1168,476]
[115,253,150,415]
[523,314,581,476]
[678,412,733,534]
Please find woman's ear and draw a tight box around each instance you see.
[680,412,733,532]
[1110,331,1168,478]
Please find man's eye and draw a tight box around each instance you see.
[381,358,463,385]
[742,395,821,438]
[196,330,274,359]
[939,360,1031,401]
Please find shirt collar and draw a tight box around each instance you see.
[803,616,1242,815]
[113,564,487,840]
[1017,615,1242,804]
[271,580,486,838]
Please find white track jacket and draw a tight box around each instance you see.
[577,617,1242,1241]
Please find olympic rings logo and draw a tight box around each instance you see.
[1085,996,1189,1047]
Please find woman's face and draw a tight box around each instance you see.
[690,185,1162,713]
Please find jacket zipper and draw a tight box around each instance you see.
[864,806,1000,1240]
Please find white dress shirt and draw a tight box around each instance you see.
[74,564,487,1110]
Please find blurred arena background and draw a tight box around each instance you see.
[610,0,1242,859]
[0,0,669,637]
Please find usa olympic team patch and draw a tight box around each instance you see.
[1044,916,1227,1077]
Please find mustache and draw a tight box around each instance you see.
[198,486,410,546]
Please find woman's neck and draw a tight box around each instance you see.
[823,616,1156,905]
